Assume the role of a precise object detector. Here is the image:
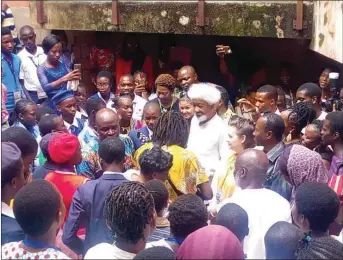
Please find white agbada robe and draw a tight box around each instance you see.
[187,114,230,178]
[218,188,291,259]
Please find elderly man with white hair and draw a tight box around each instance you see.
[187,83,231,179]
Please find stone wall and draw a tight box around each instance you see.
[6,1,50,44]
[29,1,314,39]
[310,1,343,64]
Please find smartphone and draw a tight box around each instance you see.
[74,63,82,71]
[222,46,232,54]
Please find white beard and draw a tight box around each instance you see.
[197,115,208,123]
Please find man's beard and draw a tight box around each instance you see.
[197,114,208,123]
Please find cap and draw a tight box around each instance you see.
[48,133,79,164]
[39,132,59,158]
[52,90,74,106]
[1,142,23,187]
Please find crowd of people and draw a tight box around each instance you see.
[1,22,343,260]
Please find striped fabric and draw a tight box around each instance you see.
[1,7,21,51]
[329,175,343,204]
[147,226,170,243]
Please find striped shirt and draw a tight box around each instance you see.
[1,8,21,51]
[148,226,170,243]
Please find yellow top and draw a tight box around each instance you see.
[134,143,209,202]
[214,153,237,203]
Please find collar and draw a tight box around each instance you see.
[103,171,125,175]
[1,52,13,61]
[64,117,79,130]
[43,161,60,170]
[14,121,40,138]
[1,202,15,218]
[147,127,153,138]
[97,92,115,104]
[100,172,127,181]
[20,46,45,58]
[266,142,285,162]
[54,170,76,175]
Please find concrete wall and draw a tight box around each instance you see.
[310,1,343,64]
[5,1,50,44]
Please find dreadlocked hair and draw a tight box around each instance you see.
[104,182,155,244]
[155,74,176,91]
[11,99,36,123]
[296,232,343,259]
[152,111,189,148]
[288,101,316,134]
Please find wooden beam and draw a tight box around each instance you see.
[293,0,303,30]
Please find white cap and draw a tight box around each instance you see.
[329,72,339,79]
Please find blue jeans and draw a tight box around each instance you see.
[28,91,47,105]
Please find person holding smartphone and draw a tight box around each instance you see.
[37,34,80,111]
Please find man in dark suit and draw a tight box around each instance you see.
[62,137,128,255]
[129,101,161,150]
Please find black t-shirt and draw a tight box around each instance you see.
[151,98,180,114]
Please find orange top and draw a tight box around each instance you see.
[45,171,90,222]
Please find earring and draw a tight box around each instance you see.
[286,133,292,142]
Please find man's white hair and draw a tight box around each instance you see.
[187,83,221,105]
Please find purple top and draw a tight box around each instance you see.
[330,155,343,176]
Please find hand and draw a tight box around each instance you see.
[134,83,147,94]
[64,70,81,81]
[237,98,257,113]
[216,45,231,58]
[24,171,32,185]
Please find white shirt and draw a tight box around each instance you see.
[317,111,327,120]
[218,188,291,259]
[18,47,47,95]
[64,117,81,133]
[84,243,136,259]
[146,239,173,251]
[1,202,15,218]
[133,94,147,121]
[187,114,230,177]
[75,108,88,119]
[97,92,115,110]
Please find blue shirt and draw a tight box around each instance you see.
[1,52,24,113]
[13,122,41,172]
[36,61,69,110]
[76,123,135,179]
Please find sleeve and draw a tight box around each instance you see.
[37,65,54,93]
[218,128,231,169]
[189,155,209,187]
[19,60,24,80]
[62,187,87,255]
[76,155,97,180]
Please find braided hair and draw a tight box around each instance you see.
[152,111,189,148]
[288,101,316,135]
[11,99,36,124]
[104,182,155,244]
[296,233,343,259]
